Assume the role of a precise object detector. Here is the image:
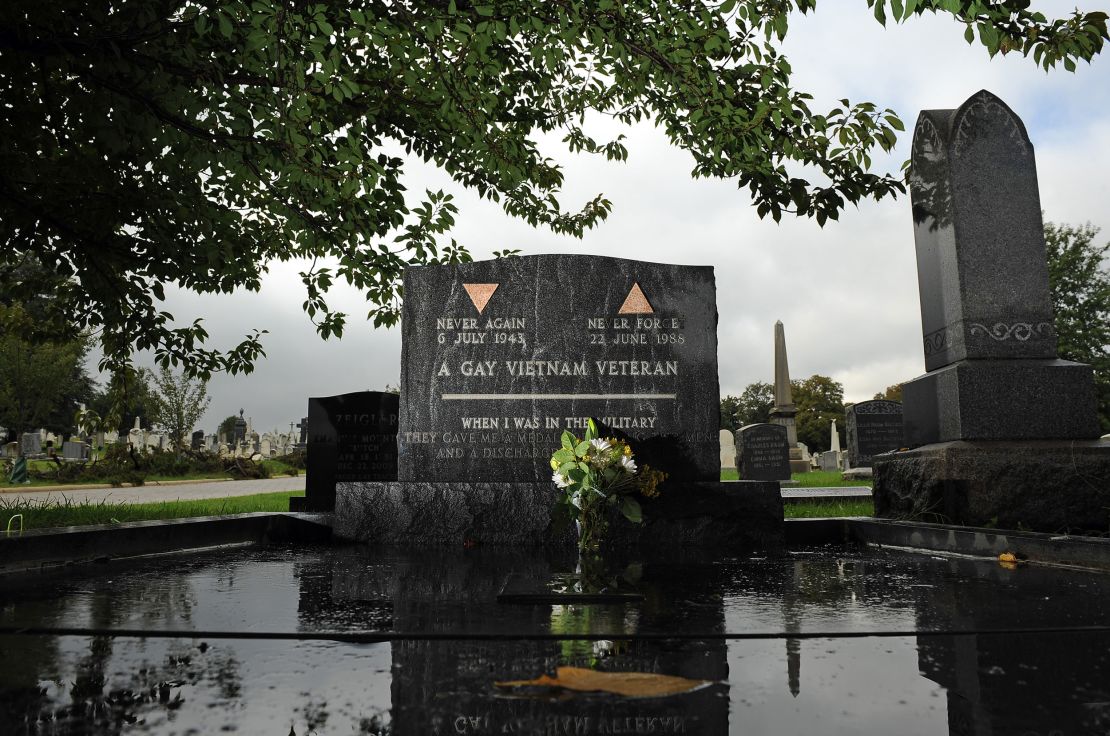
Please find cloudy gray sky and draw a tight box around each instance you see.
[119,3,1110,436]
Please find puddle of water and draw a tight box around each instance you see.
[2,544,1109,734]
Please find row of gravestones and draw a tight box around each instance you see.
[721,400,904,481]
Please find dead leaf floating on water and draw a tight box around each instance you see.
[495,666,710,698]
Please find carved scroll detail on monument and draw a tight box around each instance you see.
[922,328,948,356]
[967,321,1054,342]
[912,116,941,161]
[953,91,1030,158]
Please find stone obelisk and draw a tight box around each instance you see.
[769,321,810,474]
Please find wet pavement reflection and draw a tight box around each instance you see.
[1,543,1109,734]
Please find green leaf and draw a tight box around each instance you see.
[621,496,643,524]
[561,431,575,450]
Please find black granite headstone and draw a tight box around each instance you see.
[735,423,791,481]
[845,400,904,467]
[397,255,720,483]
[301,391,399,511]
[191,430,204,451]
[874,90,1109,532]
[903,89,1098,444]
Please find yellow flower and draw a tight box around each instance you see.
[623,446,632,456]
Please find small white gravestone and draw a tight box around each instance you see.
[719,429,736,470]
[829,419,842,454]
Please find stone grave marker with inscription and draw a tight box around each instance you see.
[20,433,41,457]
[735,424,791,482]
[334,254,784,547]
[874,90,1109,531]
[396,254,720,483]
[62,440,88,461]
[294,391,399,512]
[846,400,904,467]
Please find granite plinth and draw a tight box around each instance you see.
[873,440,1110,532]
[902,359,1099,446]
[334,480,783,550]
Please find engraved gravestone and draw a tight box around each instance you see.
[61,440,88,461]
[398,254,720,482]
[299,391,399,511]
[874,90,1108,532]
[735,423,791,482]
[20,432,41,457]
[334,255,786,547]
[846,400,904,467]
[902,89,1098,444]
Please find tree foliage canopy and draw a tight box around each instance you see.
[150,366,212,450]
[2,1,1105,378]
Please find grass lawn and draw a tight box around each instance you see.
[5,458,303,488]
[1,491,305,532]
[785,499,873,518]
[720,468,872,487]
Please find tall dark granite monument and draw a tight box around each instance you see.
[874,90,1110,531]
[334,255,783,547]
[845,400,904,468]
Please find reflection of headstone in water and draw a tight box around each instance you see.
[912,558,1110,735]
[320,549,732,735]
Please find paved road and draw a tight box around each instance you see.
[0,476,306,506]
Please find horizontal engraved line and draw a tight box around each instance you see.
[441,393,677,401]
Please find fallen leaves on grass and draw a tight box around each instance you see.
[495,666,710,698]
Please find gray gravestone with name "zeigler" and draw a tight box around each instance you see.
[398,254,720,483]
[735,423,791,481]
[846,400,904,467]
[292,391,399,511]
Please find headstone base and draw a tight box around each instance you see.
[903,359,1099,445]
[873,440,1110,532]
[788,459,810,474]
[334,481,784,550]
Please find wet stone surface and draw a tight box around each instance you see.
[2,544,1110,734]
